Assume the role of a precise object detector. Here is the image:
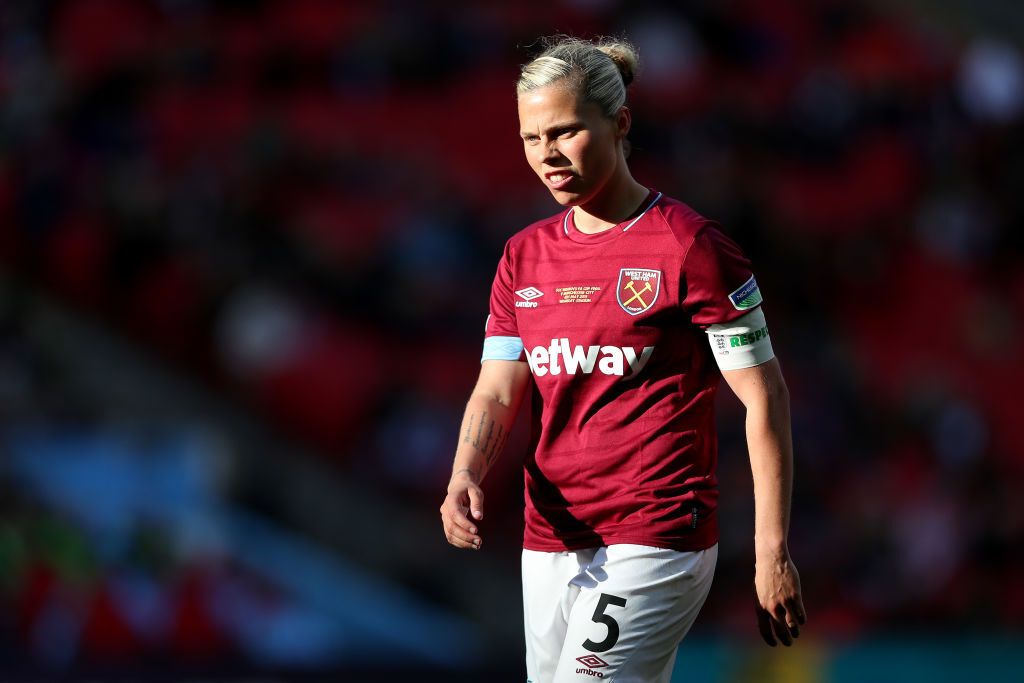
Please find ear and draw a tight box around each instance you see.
[616,106,632,139]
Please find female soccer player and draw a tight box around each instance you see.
[439,36,806,682]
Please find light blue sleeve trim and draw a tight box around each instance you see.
[481,335,524,362]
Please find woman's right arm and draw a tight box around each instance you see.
[439,359,532,550]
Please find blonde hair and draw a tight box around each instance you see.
[517,36,639,118]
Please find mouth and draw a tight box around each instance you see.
[544,171,576,191]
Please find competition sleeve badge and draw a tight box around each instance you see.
[616,268,661,316]
[728,275,762,310]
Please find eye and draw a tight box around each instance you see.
[523,135,540,145]
[556,127,577,139]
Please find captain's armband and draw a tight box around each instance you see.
[705,307,775,371]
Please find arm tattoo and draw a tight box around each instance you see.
[482,420,495,453]
[485,426,508,467]
[464,410,510,469]
[453,467,479,481]
[472,411,487,449]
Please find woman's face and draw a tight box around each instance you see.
[518,83,628,207]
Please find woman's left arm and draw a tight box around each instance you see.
[722,358,807,646]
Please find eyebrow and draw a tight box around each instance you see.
[520,120,584,137]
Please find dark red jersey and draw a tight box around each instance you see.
[482,191,762,552]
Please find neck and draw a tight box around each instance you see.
[573,169,650,234]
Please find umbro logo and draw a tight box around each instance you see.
[515,286,543,308]
[576,655,608,668]
[516,287,544,300]
[576,654,609,676]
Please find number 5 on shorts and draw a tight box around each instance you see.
[582,593,628,653]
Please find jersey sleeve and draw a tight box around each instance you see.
[681,224,764,328]
[481,239,526,363]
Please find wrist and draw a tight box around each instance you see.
[449,467,480,490]
[754,536,789,560]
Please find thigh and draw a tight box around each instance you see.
[552,543,718,683]
[522,548,598,683]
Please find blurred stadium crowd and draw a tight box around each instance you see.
[0,0,1022,677]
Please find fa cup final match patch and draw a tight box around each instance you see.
[728,275,762,311]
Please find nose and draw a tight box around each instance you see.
[541,139,562,164]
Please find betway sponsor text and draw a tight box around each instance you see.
[526,339,655,377]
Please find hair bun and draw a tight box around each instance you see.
[598,41,639,86]
[518,35,639,118]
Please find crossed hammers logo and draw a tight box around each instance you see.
[622,279,653,308]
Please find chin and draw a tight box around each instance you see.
[548,187,585,207]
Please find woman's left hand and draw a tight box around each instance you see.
[753,550,806,646]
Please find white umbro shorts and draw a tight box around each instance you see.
[522,543,718,683]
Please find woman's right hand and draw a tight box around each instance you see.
[440,470,485,550]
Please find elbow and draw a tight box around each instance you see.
[740,363,790,411]
[470,389,513,409]
[762,377,791,425]
[763,375,790,414]
[769,374,790,403]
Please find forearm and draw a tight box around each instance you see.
[744,388,794,556]
[450,393,516,485]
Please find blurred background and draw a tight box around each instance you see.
[0,0,1022,680]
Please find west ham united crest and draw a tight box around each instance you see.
[617,268,661,315]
